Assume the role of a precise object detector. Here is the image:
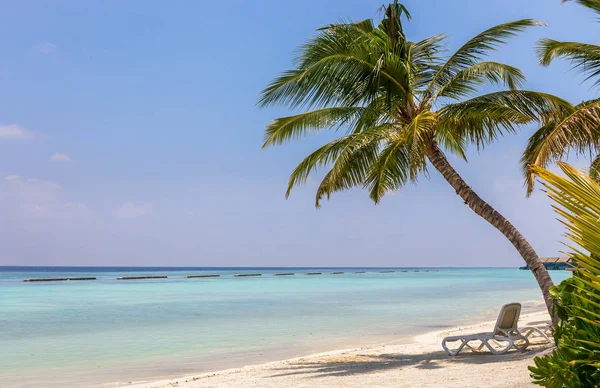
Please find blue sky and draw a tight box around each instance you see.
[0,0,597,267]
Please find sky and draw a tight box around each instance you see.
[0,0,597,267]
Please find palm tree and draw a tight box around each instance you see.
[522,0,600,191]
[259,2,572,318]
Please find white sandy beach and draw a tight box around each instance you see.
[120,310,552,388]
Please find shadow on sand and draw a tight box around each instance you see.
[267,345,551,379]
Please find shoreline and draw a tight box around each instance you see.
[118,308,552,388]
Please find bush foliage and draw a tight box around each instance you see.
[529,163,600,387]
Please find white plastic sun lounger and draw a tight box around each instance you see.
[519,320,552,343]
[442,303,529,356]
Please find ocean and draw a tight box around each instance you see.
[0,267,570,387]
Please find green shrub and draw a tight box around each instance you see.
[528,163,600,388]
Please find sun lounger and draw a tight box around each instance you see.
[442,303,529,356]
[519,320,552,343]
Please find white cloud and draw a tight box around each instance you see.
[113,202,154,219]
[0,124,35,140]
[0,175,101,265]
[33,41,57,54]
[50,153,72,162]
[0,176,90,219]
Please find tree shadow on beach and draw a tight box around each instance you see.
[266,344,551,379]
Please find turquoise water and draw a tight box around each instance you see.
[0,267,570,387]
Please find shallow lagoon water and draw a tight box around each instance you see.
[0,267,570,387]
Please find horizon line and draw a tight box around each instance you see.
[0,265,521,269]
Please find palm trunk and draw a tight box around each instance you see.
[427,143,556,324]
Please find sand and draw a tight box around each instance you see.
[121,310,552,388]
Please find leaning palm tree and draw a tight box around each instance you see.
[259,2,572,317]
[522,0,600,191]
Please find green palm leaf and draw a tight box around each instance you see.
[408,34,446,90]
[522,98,600,195]
[365,111,436,203]
[538,40,600,86]
[590,153,600,182]
[263,107,365,147]
[424,19,543,102]
[439,90,572,149]
[285,131,377,198]
[563,0,600,17]
[530,163,600,387]
[363,141,410,203]
[531,0,600,198]
[315,139,382,207]
[434,61,525,100]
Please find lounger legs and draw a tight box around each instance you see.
[442,338,510,356]
[442,338,466,356]
[442,334,529,356]
[520,326,552,342]
[511,333,530,351]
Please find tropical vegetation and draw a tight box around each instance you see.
[522,0,600,190]
[259,1,573,317]
[529,163,600,387]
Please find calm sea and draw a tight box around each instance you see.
[0,267,570,387]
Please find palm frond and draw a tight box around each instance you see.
[403,111,436,180]
[439,90,573,149]
[258,21,410,110]
[262,107,364,147]
[262,95,393,147]
[529,162,600,387]
[435,126,468,161]
[314,139,382,207]
[379,0,412,46]
[312,123,399,207]
[318,18,375,34]
[563,0,600,17]
[408,34,447,90]
[538,39,600,87]
[424,19,543,102]
[285,133,373,199]
[363,140,409,203]
[521,98,600,195]
[434,61,525,100]
[284,124,393,203]
[257,54,403,110]
[590,153,600,182]
[409,34,447,65]
[364,111,436,203]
